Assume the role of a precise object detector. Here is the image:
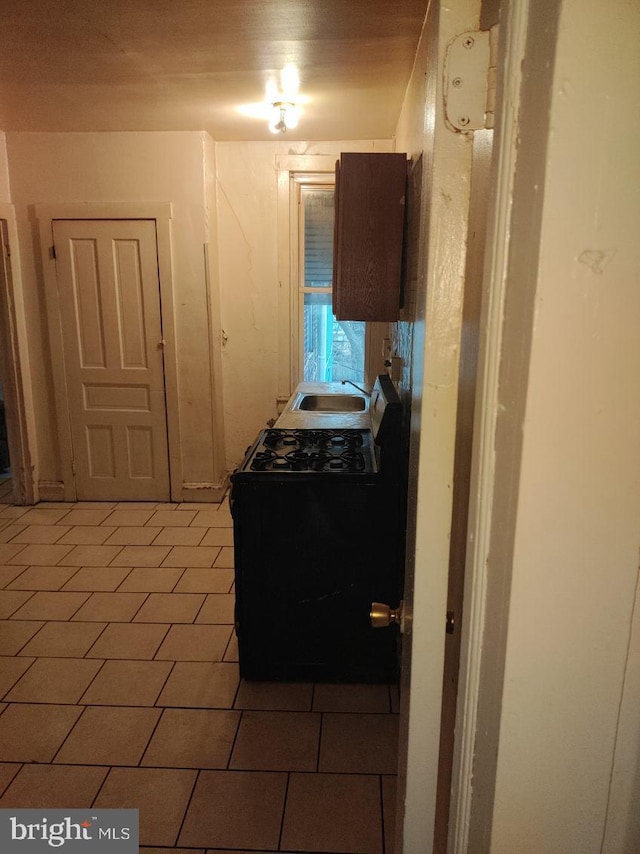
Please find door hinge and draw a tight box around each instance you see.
[444,24,499,133]
[71,459,76,475]
[49,244,57,260]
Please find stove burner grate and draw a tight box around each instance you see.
[248,428,373,474]
[263,428,364,451]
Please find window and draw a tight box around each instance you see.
[297,183,365,384]
[276,155,387,402]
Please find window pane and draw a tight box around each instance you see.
[299,183,365,385]
[303,293,365,383]
[302,189,334,290]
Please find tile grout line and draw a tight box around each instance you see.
[379,773,388,854]
[278,769,292,852]
[316,710,324,773]
[49,701,92,766]
[137,703,166,769]
[225,707,244,771]
[172,766,203,850]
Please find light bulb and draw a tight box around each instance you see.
[268,103,285,134]
[268,101,298,134]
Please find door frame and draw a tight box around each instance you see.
[447,1,530,849]
[0,206,36,504]
[37,202,181,502]
[394,0,485,849]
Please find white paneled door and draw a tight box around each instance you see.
[53,219,170,501]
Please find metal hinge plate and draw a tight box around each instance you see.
[444,26,499,132]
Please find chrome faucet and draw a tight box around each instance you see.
[341,379,370,396]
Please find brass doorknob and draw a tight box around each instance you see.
[370,601,404,629]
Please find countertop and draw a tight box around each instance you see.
[275,382,371,430]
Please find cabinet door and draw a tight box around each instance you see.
[333,152,407,321]
[333,157,343,319]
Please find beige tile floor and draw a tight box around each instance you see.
[0,494,399,853]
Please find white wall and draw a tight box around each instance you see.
[472,0,640,850]
[5,131,225,496]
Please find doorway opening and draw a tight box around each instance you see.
[37,201,180,504]
[0,215,33,506]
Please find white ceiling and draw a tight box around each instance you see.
[1,0,428,141]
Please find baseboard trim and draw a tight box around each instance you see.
[36,479,230,505]
[181,477,229,504]
[37,481,66,502]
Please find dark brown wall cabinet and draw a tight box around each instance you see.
[333,152,407,321]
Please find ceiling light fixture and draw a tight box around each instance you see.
[268,100,299,134]
[266,66,301,134]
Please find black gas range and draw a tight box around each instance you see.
[230,375,405,683]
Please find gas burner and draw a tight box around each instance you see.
[316,451,367,472]
[338,450,366,472]
[306,451,334,471]
[293,430,321,445]
[250,449,279,471]
[319,430,364,449]
[263,430,296,449]
[277,449,330,472]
